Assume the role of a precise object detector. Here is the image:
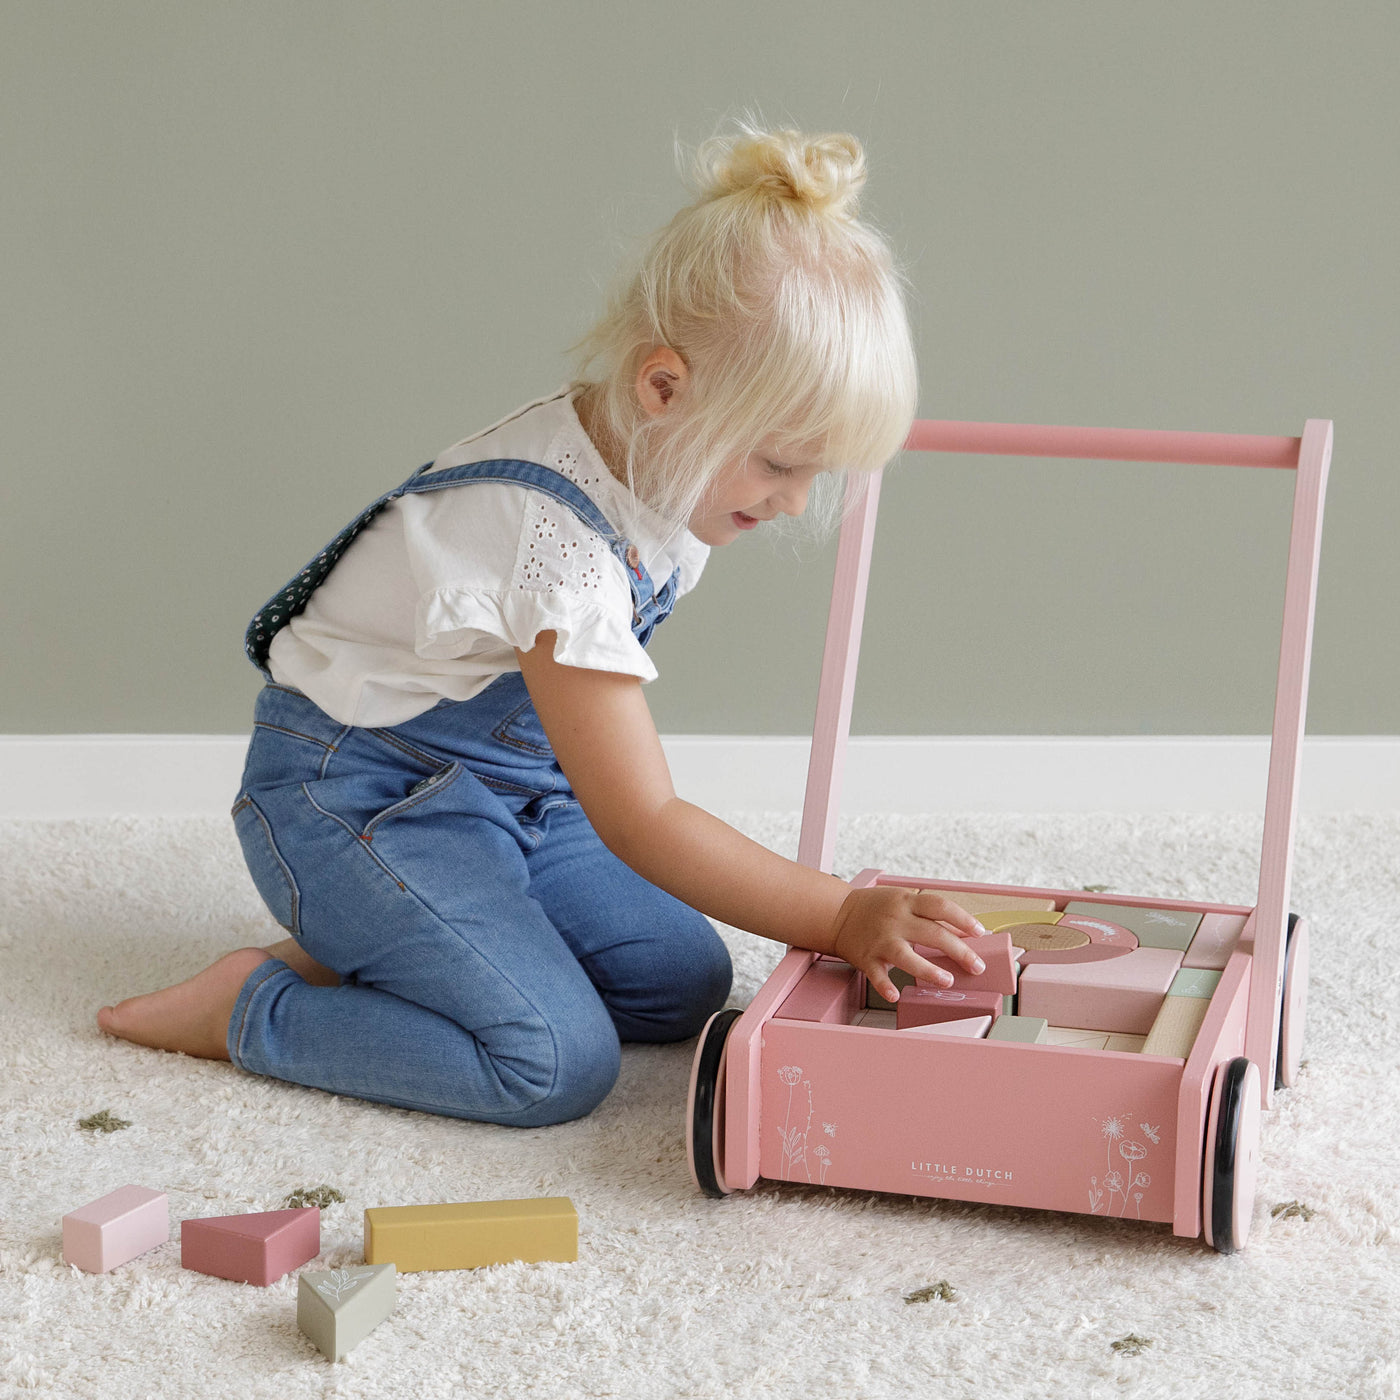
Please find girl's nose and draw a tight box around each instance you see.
[772,477,812,517]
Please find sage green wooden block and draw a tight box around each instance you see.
[297,1263,396,1362]
[987,1015,1049,1043]
[1167,967,1222,999]
[1063,901,1202,952]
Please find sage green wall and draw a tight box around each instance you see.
[4,3,1394,735]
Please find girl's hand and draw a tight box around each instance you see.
[829,887,988,1004]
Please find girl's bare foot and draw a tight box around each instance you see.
[96,947,272,1061]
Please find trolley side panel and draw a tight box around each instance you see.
[724,947,817,1190]
[758,1020,1184,1223]
[1172,944,1252,1237]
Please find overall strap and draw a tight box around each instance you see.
[244,458,672,673]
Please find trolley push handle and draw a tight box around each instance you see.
[797,416,1332,1112]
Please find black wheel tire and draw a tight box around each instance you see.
[1276,913,1308,1091]
[687,1008,741,1200]
[1205,1056,1260,1254]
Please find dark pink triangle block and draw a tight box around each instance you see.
[181,1207,320,1286]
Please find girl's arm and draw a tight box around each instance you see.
[516,634,986,1001]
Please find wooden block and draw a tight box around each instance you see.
[1062,900,1202,952]
[986,1016,1049,1044]
[1103,1033,1147,1053]
[977,910,1063,933]
[865,931,1016,1008]
[775,961,862,1023]
[1009,918,1138,965]
[298,1263,396,1361]
[866,980,897,1011]
[916,931,1018,996]
[1016,948,1184,1035]
[1043,1026,1110,1049]
[363,1198,577,1274]
[1183,913,1248,970]
[896,987,1004,1030]
[900,1015,992,1039]
[855,1008,897,1029]
[1141,995,1212,1058]
[1167,967,1222,999]
[62,1185,168,1273]
[181,1208,320,1286]
[923,891,1058,915]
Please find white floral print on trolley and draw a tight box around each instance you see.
[777,1066,835,1185]
[1088,1113,1156,1218]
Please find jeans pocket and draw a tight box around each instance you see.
[362,760,468,839]
[492,696,554,756]
[232,795,300,933]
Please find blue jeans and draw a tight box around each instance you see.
[228,681,732,1126]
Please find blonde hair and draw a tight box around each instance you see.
[569,120,918,538]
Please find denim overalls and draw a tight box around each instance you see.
[228,458,732,1127]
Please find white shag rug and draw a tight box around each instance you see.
[1,811,1397,1400]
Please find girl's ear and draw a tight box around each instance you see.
[634,346,689,418]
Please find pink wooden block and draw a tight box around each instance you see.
[1183,912,1248,971]
[915,931,1017,995]
[895,987,1004,1029]
[1017,948,1185,1035]
[774,960,862,1023]
[63,1185,168,1273]
[901,1015,992,1039]
[181,1207,320,1286]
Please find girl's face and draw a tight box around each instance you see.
[687,436,829,546]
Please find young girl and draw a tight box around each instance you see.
[98,124,987,1127]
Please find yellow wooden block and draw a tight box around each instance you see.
[1140,996,1211,1059]
[977,910,1063,932]
[363,1198,577,1273]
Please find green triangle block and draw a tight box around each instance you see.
[297,1262,396,1361]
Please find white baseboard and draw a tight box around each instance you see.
[0,734,1395,819]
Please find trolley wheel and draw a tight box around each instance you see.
[1276,913,1309,1091]
[1202,1056,1262,1254]
[686,1008,741,1199]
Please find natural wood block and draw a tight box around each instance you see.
[1183,913,1248,970]
[900,1015,992,1039]
[1141,995,1212,1058]
[298,1263,396,1361]
[776,961,862,1023]
[1062,901,1202,951]
[1016,948,1184,1035]
[855,1008,897,1029]
[986,1016,1049,1044]
[363,1199,577,1273]
[181,1208,320,1286]
[925,891,1058,916]
[1103,1033,1147,1053]
[1043,1026,1111,1049]
[62,1185,168,1273]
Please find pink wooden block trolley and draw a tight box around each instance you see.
[686,415,1331,1254]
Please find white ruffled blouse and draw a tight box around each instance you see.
[266,386,710,727]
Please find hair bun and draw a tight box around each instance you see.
[691,125,867,219]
